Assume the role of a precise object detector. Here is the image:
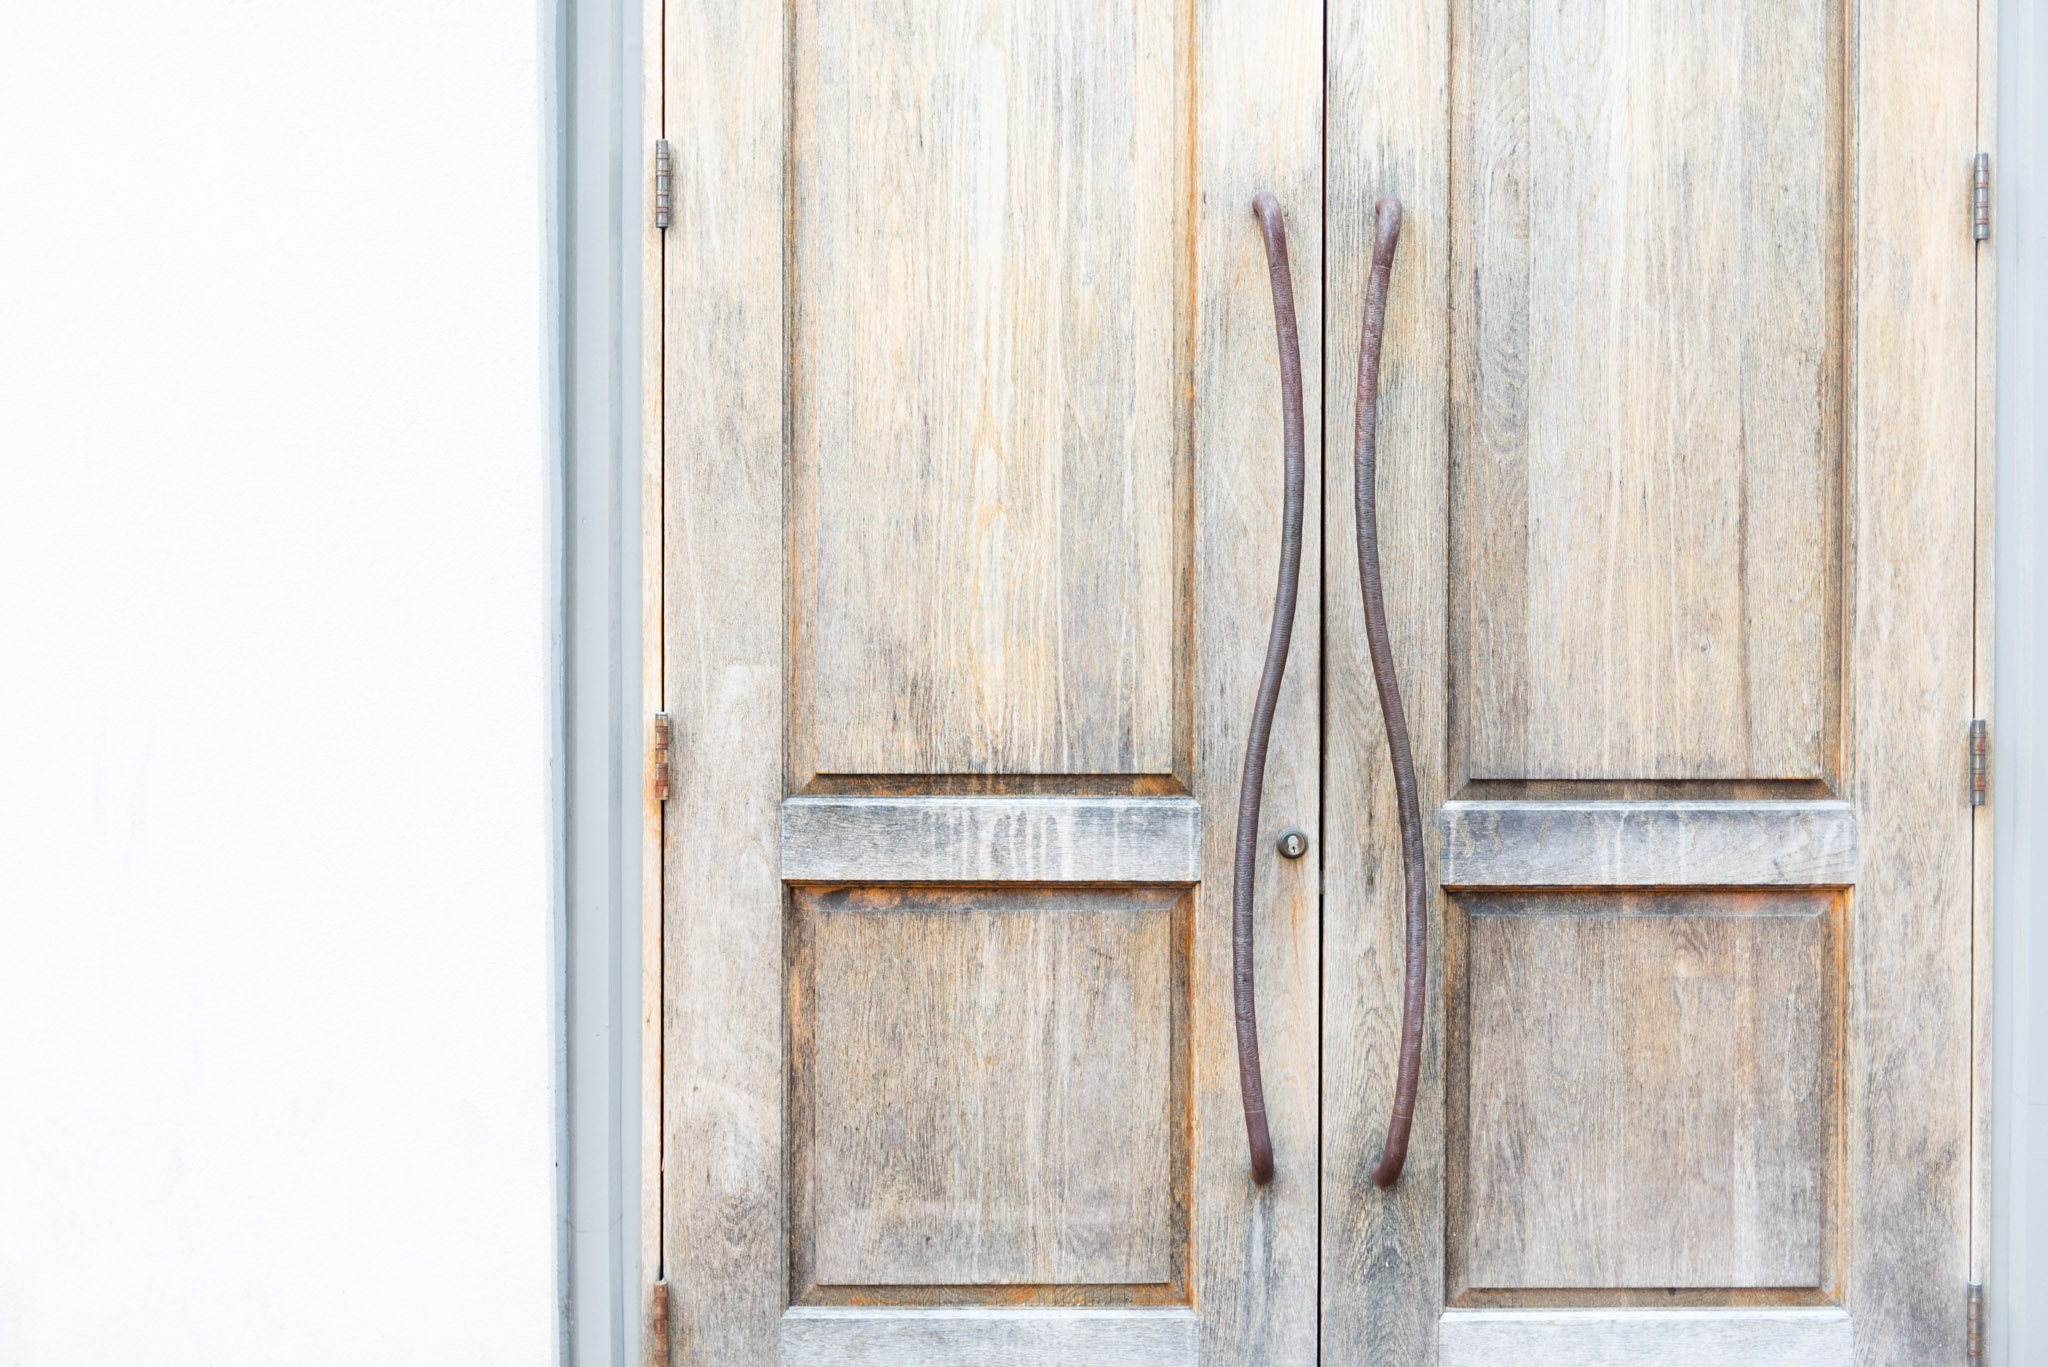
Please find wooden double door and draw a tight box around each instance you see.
[653,0,1989,1361]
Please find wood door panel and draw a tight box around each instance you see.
[792,886,1184,1292]
[1449,891,1840,1292]
[1323,0,1974,1351]
[663,0,1325,1354]
[791,0,1186,783]
[1452,0,1843,784]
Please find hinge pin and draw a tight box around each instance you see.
[652,713,673,803]
[1968,1281,1985,1364]
[654,139,673,232]
[1971,719,1989,807]
[1974,153,1991,242]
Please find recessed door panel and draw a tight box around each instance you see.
[1452,0,1843,784]
[791,0,1184,783]
[1450,891,1839,1293]
[793,886,1184,1293]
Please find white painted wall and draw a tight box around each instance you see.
[0,5,557,1365]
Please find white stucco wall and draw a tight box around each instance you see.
[0,5,557,1365]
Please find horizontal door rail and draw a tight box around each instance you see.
[780,795,1202,884]
[1439,800,1859,888]
[1439,1309,1851,1367]
[782,1308,1197,1367]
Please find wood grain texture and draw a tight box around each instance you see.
[1187,0,1324,1358]
[1438,801,1858,887]
[794,887,1177,1288]
[780,1307,1198,1365]
[665,0,1319,1358]
[1456,892,1836,1290]
[780,796,1201,883]
[789,0,1182,781]
[1321,0,1449,1360]
[1438,1308,1851,1366]
[657,0,1982,1356]
[1847,0,1980,1357]
[1452,0,1842,784]
[660,0,787,1362]
[1324,0,1975,1351]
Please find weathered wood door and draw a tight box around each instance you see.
[1318,0,1988,1363]
[655,0,1987,1362]
[655,0,1324,1362]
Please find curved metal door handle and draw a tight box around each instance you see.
[1353,195,1424,1189]
[1233,192,1305,1187]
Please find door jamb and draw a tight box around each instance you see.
[638,0,665,1351]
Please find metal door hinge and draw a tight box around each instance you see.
[652,713,673,803]
[1971,719,1989,807]
[1968,1282,1985,1364]
[654,139,673,231]
[1974,153,1991,242]
[649,1278,670,1365]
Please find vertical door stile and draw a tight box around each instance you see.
[1850,0,1981,1357]
[1321,0,1452,1359]
[660,0,789,1361]
[1193,0,1326,1357]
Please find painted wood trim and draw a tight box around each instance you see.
[779,1307,1198,1366]
[1437,801,1858,887]
[1438,1309,1851,1367]
[638,0,665,1355]
[780,796,1203,884]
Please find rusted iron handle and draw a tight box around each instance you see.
[1233,192,1304,1187]
[1354,195,1423,1190]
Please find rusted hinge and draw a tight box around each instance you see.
[1974,153,1991,242]
[1971,719,1989,807]
[654,139,673,231]
[1968,1281,1985,1364]
[652,713,673,803]
[648,1278,670,1365]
